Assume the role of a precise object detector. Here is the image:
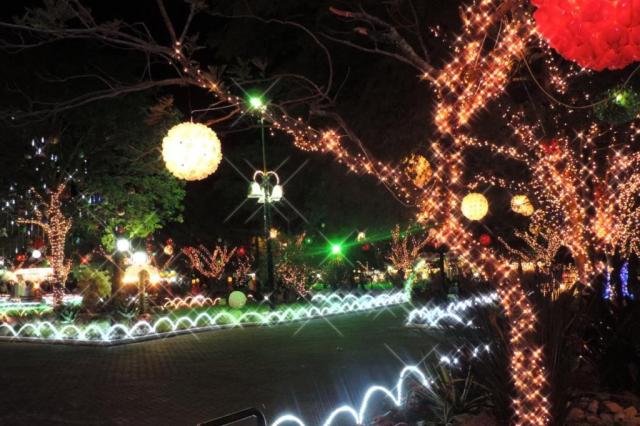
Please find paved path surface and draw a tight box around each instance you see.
[0,305,435,425]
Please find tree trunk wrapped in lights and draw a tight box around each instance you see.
[232,253,254,287]
[387,224,430,279]
[7,0,627,423]
[16,183,72,306]
[276,233,310,298]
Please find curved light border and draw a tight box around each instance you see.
[0,291,408,344]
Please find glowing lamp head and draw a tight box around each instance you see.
[162,122,222,181]
[330,243,343,256]
[31,249,42,259]
[461,192,489,221]
[270,184,283,202]
[116,238,130,252]
[132,251,149,266]
[248,96,265,110]
[248,181,262,199]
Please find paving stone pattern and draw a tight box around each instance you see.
[0,307,428,425]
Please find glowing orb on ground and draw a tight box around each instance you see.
[162,122,222,181]
[532,0,640,70]
[461,193,489,221]
[511,195,534,216]
[228,291,247,309]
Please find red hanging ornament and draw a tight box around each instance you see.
[541,139,559,155]
[16,254,26,263]
[479,234,492,247]
[362,243,371,252]
[532,0,640,71]
[237,246,246,257]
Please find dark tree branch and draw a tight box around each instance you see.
[6,78,195,123]
[155,0,178,43]
[205,11,334,98]
[327,5,435,79]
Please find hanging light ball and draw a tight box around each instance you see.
[532,0,640,71]
[162,122,222,181]
[479,234,492,247]
[511,195,535,217]
[461,193,489,221]
[594,86,640,125]
[403,154,432,188]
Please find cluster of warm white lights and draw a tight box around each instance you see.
[162,122,222,180]
[182,245,236,279]
[0,291,408,344]
[46,0,597,422]
[406,293,498,326]
[461,192,489,221]
[121,264,161,285]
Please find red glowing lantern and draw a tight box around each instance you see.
[16,254,26,263]
[532,0,640,71]
[479,234,492,247]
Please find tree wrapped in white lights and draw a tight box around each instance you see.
[16,182,73,302]
[387,224,430,279]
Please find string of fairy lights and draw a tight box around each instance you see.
[15,183,73,294]
[406,292,498,326]
[4,0,640,423]
[0,291,407,343]
[160,2,553,423]
[181,245,236,280]
[272,295,497,426]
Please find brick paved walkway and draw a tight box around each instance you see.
[0,306,431,425]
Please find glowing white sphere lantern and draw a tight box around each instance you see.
[228,291,247,309]
[461,193,489,221]
[162,122,222,181]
